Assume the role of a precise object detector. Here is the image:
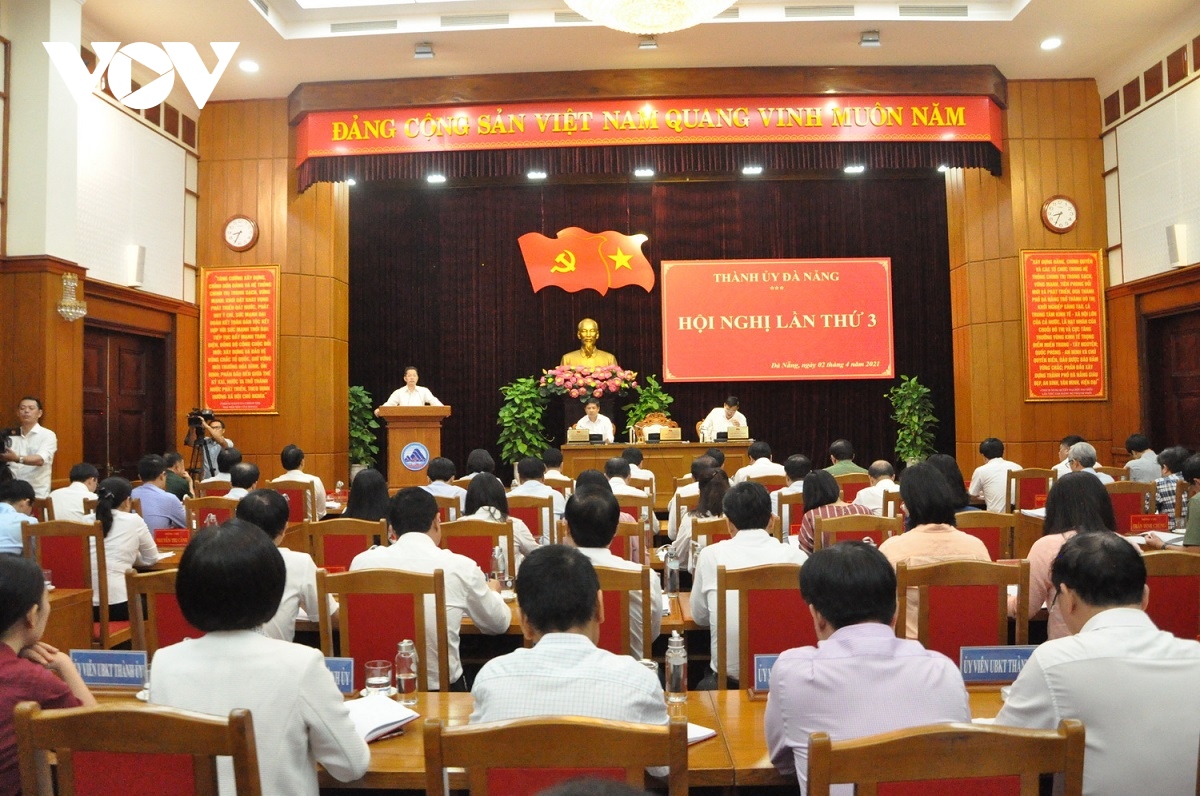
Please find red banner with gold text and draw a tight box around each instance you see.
[200,265,279,413]
[660,258,894,382]
[1020,250,1106,400]
[295,95,1002,166]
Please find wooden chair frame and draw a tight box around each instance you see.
[16,701,261,796]
[593,564,653,659]
[882,492,903,520]
[194,480,233,498]
[424,715,688,796]
[1141,550,1200,638]
[1004,468,1057,513]
[506,494,555,544]
[268,479,318,523]
[1096,465,1127,482]
[674,492,699,537]
[22,520,129,649]
[611,520,647,563]
[715,562,804,688]
[777,491,805,542]
[1105,480,1155,532]
[125,568,192,656]
[438,518,515,574]
[692,515,731,547]
[954,510,1017,560]
[432,494,461,522]
[306,517,388,569]
[543,475,573,496]
[833,473,870,502]
[895,559,1030,647]
[183,496,240,532]
[83,497,144,518]
[812,514,902,551]
[747,474,788,491]
[617,492,655,536]
[1174,487,1187,530]
[806,719,1085,796]
[317,567,450,691]
[31,498,54,522]
[450,477,474,491]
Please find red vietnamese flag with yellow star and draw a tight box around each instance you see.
[518,227,654,296]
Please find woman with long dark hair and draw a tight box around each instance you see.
[342,468,389,522]
[673,468,731,570]
[92,476,159,622]
[464,473,536,566]
[796,470,872,554]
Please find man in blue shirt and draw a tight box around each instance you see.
[0,479,37,555]
[130,454,186,531]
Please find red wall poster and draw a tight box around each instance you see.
[200,265,279,413]
[660,258,894,382]
[1020,250,1107,400]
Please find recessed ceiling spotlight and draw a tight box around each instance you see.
[426,174,446,184]
[346,178,357,186]
[859,30,881,47]
[414,42,435,59]
[638,35,658,50]
[1041,37,1062,51]
[843,164,866,174]
[937,164,949,173]
[634,168,655,178]
[527,170,548,180]
[742,165,763,176]
[238,60,259,73]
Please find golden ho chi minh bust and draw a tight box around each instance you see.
[560,318,618,367]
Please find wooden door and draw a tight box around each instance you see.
[83,327,167,479]
[1146,309,1200,452]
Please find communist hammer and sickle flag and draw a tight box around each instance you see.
[518,227,654,296]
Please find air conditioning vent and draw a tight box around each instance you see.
[784,5,854,17]
[555,11,589,23]
[249,0,269,16]
[330,19,398,33]
[441,13,509,27]
[898,5,968,17]
[715,7,739,18]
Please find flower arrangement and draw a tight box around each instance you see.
[538,364,639,401]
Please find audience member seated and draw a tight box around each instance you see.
[542,448,566,480]
[349,488,510,690]
[878,463,991,638]
[507,456,566,526]
[0,480,36,556]
[926,453,978,514]
[621,446,656,493]
[1066,441,1112,486]
[469,544,668,733]
[273,444,328,520]
[968,437,1022,512]
[673,469,730,571]
[732,441,786,484]
[1180,455,1200,547]
[343,468,390,522]
[699,395,747,442]
[131,454,186,531]
[796,471,873,554]
[225,462,259,501]
[822,439,867,476]
[667,455,716,541]
[238,489,330,642]
[561,487,662,657]
[461,448,497,483]
[162,451,194,501]
[573,398,615,444]
[996,532,1200,795]
[575,470,639,526]
[705,447,727,471]
[1123,433,1159,483]
[765,541,969,794]
[850,460,899,516]
[691,482,807,689]
[604,457,647,499]
[465,473,537,566]
[0,555,96,795]
[90,477,159,622]
[423,457,468,513]
[771,454,811,524]
[150,519,369,793]
[1153,446,1190,531]
[199,446,241,486]
[1010,472,1117,640]
[1051,434,1088,478]
[48,463,99,523]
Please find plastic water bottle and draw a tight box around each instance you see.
[395,639,419,706]
[665,630,687,703]
[490,545,507,583]
[664,548,680,599]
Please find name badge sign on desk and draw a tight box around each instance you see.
[325,657,355,694]
[155,528,191,546]
[71,650,147,688]
[1130,514,1169,533]
[751,653,780,697]
[960,646,1036,683]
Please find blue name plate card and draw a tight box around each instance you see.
[325,657,355,694]
[959,646,1037,683]
[70,650,147,688]
[753,653,780,692]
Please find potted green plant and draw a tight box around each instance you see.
[885,375,938,466]
[349,385,380,476]
[622,374,675,432]
[497,376,553,464]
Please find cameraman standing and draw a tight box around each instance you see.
[2,397,57,497]
[196,414,234,480]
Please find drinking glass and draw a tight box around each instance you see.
[364,659,392,695]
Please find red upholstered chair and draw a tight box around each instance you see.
[194,481,233,498]
[268,479,318,523]
[1142,551,1200,639]
[806,719,1085,796]
[184,497,239,532]
[715,563,809,689]
[125,569,202,657]
[777,491,805,543]
[306,517,387,572]
[812,514,901,551]
[618,492,655,537]
[692,515,731,547]
[834,473,870,503]
[432,494,461,523]
[22,520,129,649]
[424,715,688,796]
[608,520,647,563]
[15,701,261,796]
[506,494,554,544]
[84,498,143,519]
[627,476,655,504]
[1004,468,1056,512]
[439,518,514,575]
[1097,466,1127,482]
[895,560,1030,662]
[543,475,573,496]
[1105,481,1155,533]
[748,474,787,492]
[593,564,653,659]
[31,498,54,522]
[674,492,700,536]
[954,511,1016,560]
[317,567,450,692]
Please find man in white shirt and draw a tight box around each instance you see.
[621,447,656,495]
[422,456,468,514]
[1123,433,1159,483]
[225,462,259,501]
[699,395,747,442]
[573,398,614,443]
[273,444,328,519]
[996,532,1200,796]
[968,437,1022,512]
[690,481,808,688]
[350,488,511,690]
[852,460,900,516]
[375,365,443,412]
[771,454,812,539]
[506,456,566,530]
[560,485,662,657]
[49,463,99,523]
[2,396,58,498]
[667,455,716,541]
[1052,434,1088,478]
[731,440,786,484]
[542,448,566,480]
[605,457,649,499]
[1067,441,1114,486]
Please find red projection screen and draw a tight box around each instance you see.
[660,258,894,382]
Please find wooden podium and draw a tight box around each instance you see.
[378,406,452,489]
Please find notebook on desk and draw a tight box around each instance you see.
[566,428,590,443]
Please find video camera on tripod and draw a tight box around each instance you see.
[187,408,216,429]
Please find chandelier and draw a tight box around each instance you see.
[56,273,88,322]
[564,0,737,34]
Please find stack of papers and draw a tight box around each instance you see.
[345,694,419,742]
[687,723,717,744]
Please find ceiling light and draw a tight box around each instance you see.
[414,42,434,59]
[1041,37,1062,50]
[238,60,259,73]
[937,164,949,173]
[426,174,446,184]
[564,0,736,34]
[527,170,548,180]
[634,168,655,178]
[742,165,763,176]
[346,178,357,186]
[859,30,881,47]
[843,165,866,174]
[638,35,658,50]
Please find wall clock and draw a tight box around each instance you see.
[1040,195,1078,234]
[223,215,259,251]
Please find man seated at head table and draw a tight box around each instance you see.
[574,398,615,444]
[350,487,511,690]
[560,486,662,658]
[995,532,1200,796]
[699,394,747,443]
[765,541,970,795]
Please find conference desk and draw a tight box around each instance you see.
[43,588,93,653]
